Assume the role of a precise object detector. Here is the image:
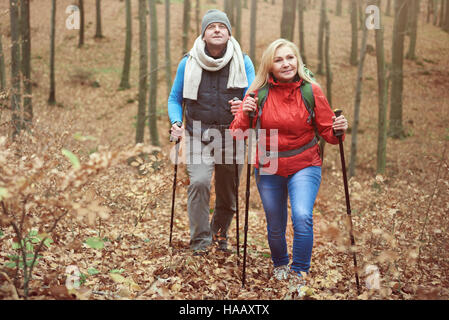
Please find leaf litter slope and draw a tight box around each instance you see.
[0,0,448,300]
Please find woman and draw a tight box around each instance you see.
[230,39,348,293]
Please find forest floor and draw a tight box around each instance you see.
[0,1,448,300]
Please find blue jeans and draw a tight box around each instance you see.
[255,166,321,274]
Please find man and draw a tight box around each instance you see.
[168,9,255,255]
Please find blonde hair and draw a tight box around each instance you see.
[247,38,316,95]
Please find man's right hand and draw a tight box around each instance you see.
[170,122,184,142]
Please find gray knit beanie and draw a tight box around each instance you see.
[201,9,232,37]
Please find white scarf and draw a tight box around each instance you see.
[183,36,248,100]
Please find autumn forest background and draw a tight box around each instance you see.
[0,0,448,300]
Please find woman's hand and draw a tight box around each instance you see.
[332,115,348,132]
[241,95,258,116]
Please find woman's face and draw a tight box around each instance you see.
[271,45,298,83]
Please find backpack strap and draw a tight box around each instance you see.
[254,83,270,137]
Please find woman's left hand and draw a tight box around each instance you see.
[332,115,349,132]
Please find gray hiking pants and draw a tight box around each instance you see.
[185,132,245,250]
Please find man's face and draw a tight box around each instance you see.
[202,22,230,47]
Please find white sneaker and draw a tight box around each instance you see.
[289,271,307,298]
[272,265,290,281]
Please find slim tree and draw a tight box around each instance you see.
[349,17,369,178]
[336,0,342,16]
[389,0,408,139]
[10,0,21,135]
[324,18,332,106]
[148,0,160,146]
[320,17,332,160]
[21,0,32,125]
[119,0,132,90]
[281,0,297,41]
[433,0,439,25]
[224,0,235,26]
[298,0,307,65]
[373,0,388,174]
[165,0,172,93]
[317,0,326,75]
[406,0,420,60]
[48,0,57,105]
[182,0,191,55]
[78,0,85,48]
[95,0,104,39]
[136,0,148,144]
[386,0,392,16]
[439,0,446,27]
[195,0,200,35]
[236,0,242,43]
[444,0,449,31]
[0,34,7,92]
[250,0,257,65]
[350,0,358,66]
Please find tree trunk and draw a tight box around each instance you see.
[250,0,257,65]
[48,0,57,105]
[224,0,235,26]
[320,17,332,161]
[433,0,439,25]
[10,0,22,136]
[148,0,160,146]
[78,0,85,48]
[427,0,432,23]
[281,0,297,41]
[21,0,32,125]
[350,0,358,66]
[349,18,369,178]
[317,0,326,75]
[182,0,191,55]
[444,0,449,31]
[119,0,132,90]
[336,0,342,16]
[439,0,445,27]
[236,0,242,43]
[358,0,364,29]
[389,0,408,139]
[136,0,148,144]
[298,0,307,65]
[196,0,200,35]
[324,18,332,106]
[0,35,6,92]
[406,0,420,60]
[386,0,392,15]
[165,0,172,94]
[95,0,103,38]
[373,0,388,174]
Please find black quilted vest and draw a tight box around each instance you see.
[184,61,245,139]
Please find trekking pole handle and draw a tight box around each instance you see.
[333,109,344,137]
[169,121,182,143]
[248,92,256,121]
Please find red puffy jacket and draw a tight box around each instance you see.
[230,77,345,177]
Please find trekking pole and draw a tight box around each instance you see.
[231,97,240,264]
[169,121,182,247]
[333,109,361,294]
[242,92,256,288]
